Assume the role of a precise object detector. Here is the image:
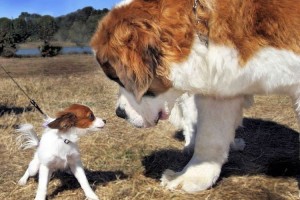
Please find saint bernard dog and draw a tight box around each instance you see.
[91,0,300,193]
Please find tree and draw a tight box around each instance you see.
[12,18,29,42]
[0,17,12,33]
[38,15,58,41]
[69,21,89,45]
[0,32,17,57]
[0,18,17,57]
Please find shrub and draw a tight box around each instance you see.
[39,40,62,57]
[0,33,17,57]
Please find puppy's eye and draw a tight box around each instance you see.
[88,113,95,121]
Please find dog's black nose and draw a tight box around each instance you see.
[103,119,107,124]
[116,107,127,119]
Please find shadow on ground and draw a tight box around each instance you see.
[0,104,33,117]
[46,169,127,198]
[0,104,34,129]
[142,118,300,182]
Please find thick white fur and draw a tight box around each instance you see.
[169,93,198,151]
[115,34,300,192]
[161,96,245,192]
[159,38,300,192]
[115,0,134,8]
[169,93,249,153]
[170,39,300,97]
[17,117,105,200]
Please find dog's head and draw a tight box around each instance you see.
[91,10,170,101]
[48,104,106,133]
[91,1,197,127]
[90,0,195,98]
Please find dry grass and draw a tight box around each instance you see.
[0,55,299,200]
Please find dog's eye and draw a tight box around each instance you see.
[143,90,156,97]
[101,61,111,69]
[88,113,95,121]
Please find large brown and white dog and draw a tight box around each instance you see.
[91,0,300,193]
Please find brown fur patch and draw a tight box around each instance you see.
[91,0,300,97]
[206,0,300,65]
[48,113,77,131]
[48,104,95,130]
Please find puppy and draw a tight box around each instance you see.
[17,104,105,200]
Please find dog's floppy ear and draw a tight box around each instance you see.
[116,20,162,101]
[92,16,163,101]
[117,45,161,101]
[48,112,77,131]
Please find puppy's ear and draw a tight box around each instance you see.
[48,113,77,131]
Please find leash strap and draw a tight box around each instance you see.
[1,65,48,118]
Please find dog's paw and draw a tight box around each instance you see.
[161,161,221,193]
[18,177,28,186]
[86,193,99,200]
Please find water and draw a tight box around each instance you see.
[61,46,92,54]
[16,48,41,56]
[15,46,92,56]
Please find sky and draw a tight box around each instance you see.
[0,0,121,19]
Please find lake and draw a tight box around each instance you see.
[16,46,93,56]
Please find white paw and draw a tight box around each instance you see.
[161,161,221,193]
[86,192,99,200]
[18,177,28,186]
[231,138,246,151]
[34,193,46,200]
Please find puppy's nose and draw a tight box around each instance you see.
[116,107,127,119]
[103,119,107,124]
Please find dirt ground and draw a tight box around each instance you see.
[0,55,299,200]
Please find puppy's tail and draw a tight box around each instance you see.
[16,124,39,150]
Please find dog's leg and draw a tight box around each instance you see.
[292,89,300,125]
[182,94,246,155]
[161,96,244,193]
[19,152,40,185]
[69,161,99,200]
[35,164,50,200]
[181,95,198,154]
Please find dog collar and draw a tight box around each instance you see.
[193,0,209,47]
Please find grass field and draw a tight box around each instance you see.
[0,55,299,200]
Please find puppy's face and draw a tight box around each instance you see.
[48,104,106,133]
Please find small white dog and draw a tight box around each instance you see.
[16,104,105,200]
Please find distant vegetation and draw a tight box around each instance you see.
[0,7,109,57]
